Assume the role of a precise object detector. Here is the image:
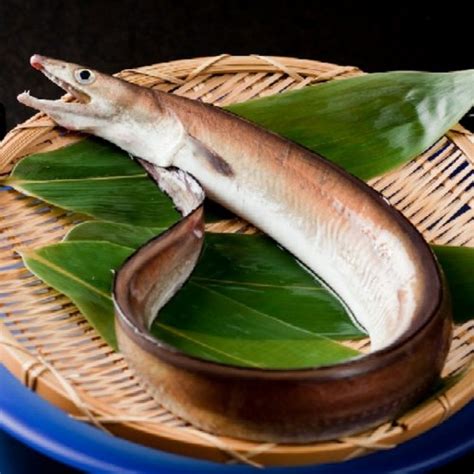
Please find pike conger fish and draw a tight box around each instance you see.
[17,55,452,443]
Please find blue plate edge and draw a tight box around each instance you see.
[1,364,472,473]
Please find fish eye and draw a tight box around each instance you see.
[74,69,95,85]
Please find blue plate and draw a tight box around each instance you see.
[0,365,472,473]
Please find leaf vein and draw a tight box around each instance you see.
[9,174,148,185]
[189,280,347,345]
[193,276,324,291]
[22,251,112,300]
[155,323,262,367]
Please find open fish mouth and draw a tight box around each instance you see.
[36,63,91,104]
[17,54,91,107]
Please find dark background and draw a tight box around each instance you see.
[0,1,473,472]
[0,0,473,134]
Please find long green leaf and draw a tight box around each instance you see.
[227,71,474,179]
[20,242,134,348]
[66,221,165,248]
[5,139,181,227]
[25,231,362,368]
[154,233,362,368]
[67,221,473,326]
[68,223,363,338]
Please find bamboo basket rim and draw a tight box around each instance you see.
[0,54,473,468]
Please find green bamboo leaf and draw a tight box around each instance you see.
[69,225,364,339]
[153,234,363,368]
[5,139,181,227]
[66,221,164,248]
[433,245,474,322]
[20,242,135,348]
[23,234,362,368]
[67,221,473,326]
[227,71,474,179]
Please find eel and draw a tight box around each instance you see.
[17,55,452,442]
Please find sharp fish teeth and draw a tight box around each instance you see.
[40,68,84,101]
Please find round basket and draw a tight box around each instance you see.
[0,55,472,468]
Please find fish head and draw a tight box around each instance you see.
[17,54,181,163]
[17,54,161,132]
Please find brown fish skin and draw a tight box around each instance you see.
[19,55,452,442]
[115,203,451,441]
[115,91,452,440]
[116,309,451,442]
[151,90,442,350]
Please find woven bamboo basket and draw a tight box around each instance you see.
[0,55,472,468]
